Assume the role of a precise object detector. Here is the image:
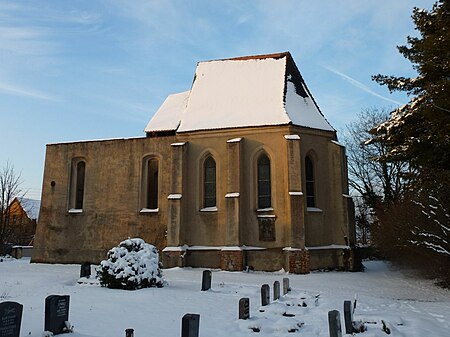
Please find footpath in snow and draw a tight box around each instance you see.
[0,259,449,337]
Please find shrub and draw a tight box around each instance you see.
[97,238,165,290]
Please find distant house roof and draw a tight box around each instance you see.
[20,198,40,220]
[145,52,334,134]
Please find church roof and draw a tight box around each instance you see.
[145,52,334,134]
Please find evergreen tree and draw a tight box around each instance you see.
[372,0,450,173]
[370,1,449,286]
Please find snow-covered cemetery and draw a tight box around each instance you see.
[1,252,450,337]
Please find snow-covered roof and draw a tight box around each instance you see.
[20,198,40,220]
[145,52,334,134]
[144,91,189,133]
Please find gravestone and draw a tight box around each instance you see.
[283,277,290,295]
[80,262,91,278]
[344,300,354,334]
[328,310,342,337]
[261,284,270,306]
[125,328,134,337]
[239,298,250,320]
[181,313,200,337]
[273,281,280,300]
[44,295,70,334]
[201,270,212,291]
[0,301,23,337]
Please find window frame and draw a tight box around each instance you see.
[140,155,160,213]
[305,155,316,208]
[257,152,272,210]
[68,158,86,213]
[202,155,217,210]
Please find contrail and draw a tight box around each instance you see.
[0,81,62,102]
[323,66,402,105]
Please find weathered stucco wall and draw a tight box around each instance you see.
[33,136,175,263]
[33,124,355,271]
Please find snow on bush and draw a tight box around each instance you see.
[97,238,165,290]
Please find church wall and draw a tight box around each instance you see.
[33,124,354,270]
[176,125,293,249]
[295,127,349,248]
[32,136,175,264]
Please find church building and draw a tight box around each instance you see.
[32,52,357,273]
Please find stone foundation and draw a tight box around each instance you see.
[220,249,244,271]
[162,249,185,268]
[285,249,310,274]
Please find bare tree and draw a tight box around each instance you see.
[342,108,411,208]
[341,108,413,246]
[0,163,24,255]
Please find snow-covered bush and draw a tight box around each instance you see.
[97,238,165,290]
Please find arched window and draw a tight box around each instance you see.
[257,153,271,209]
[203,156,216,208]
[143,157,159,210]
[69,158,85,211]
[305,156,315,207]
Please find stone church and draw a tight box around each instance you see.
[32,52,357,273]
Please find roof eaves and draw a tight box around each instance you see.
[199,51,291,64]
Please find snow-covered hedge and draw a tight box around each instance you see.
[97,238,165,290]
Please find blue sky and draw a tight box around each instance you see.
[0,0,435,199]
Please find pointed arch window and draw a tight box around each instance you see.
[203,156,216,208]
[257,153,271,209]
[141,157,159,211]
[69,158,85,211]
[305,156,315,207]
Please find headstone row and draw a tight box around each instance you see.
[328,299,363,337]
[0,294,70,337]
[261,277,290,307]
[237,277,291,322]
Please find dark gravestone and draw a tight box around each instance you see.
[283,277,290,295]
[273,281,280,300]
[328,310,342,337]
[261,284,270,306]
[201,270,212,291]
[181,313,200,337]
[44,295,70,334]
[80,262,91,278]
[0,301,23,337]
[239,298,250,320]
[344,300,354,334]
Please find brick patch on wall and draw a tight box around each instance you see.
[286,249,310,274]
[220,250,244,271]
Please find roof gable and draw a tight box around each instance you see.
[145,52,334,134]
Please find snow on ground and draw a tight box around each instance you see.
[0,259,449,337]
